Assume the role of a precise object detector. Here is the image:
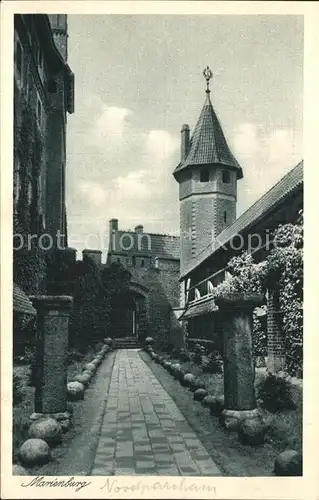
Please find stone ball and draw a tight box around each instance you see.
[74,373,91,387]
[145,337,154,345]
[202,395,215,408]
[84,362,96,373]
[103,337,113,346]
[12,464,29,475]
[19,439,51,467]
[183,373,196,385]
[192,378,206,390]
[91,358,101,367]
[82,370,94,380]
[210,396,225,417]
[28,418,63,447]
[238,418,266,446]
[274,450,302,476]
[193,388,208,401]
[67,381,85,401]
[154,355,162,364]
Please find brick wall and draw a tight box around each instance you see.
[266,290,285,372]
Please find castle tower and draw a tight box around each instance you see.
[48,14,68,61]
[173,67,243,273]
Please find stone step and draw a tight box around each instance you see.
[114,337,142,349]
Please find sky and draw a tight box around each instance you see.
[65,15,303,258]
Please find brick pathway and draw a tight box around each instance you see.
[91,350,221,476]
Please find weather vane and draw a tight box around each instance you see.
[203,65,213,93]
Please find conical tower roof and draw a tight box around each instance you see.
[174,87,243,180]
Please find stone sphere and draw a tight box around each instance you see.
[84,362,96,373]
[19,438,51,466]
[145,337,154,345]
[193,388,208,401]
[210,396,225,416]
[83,370,94,380]
[274,450,302,476]
[103,337,113,346]
[74,373,91,387]
[12,464,29,475]
[192,378,205,390]
[28,418,63,446]
[238,418,266,446]
[67,381,85,401]
[92,358,101,367]
[202,395,215,408]
[183,373,196,386]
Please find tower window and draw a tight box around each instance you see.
[132,256,136,267]
[223,211,227,223]
[222,170,231,184]
[200,169,209,182]
[141,259,145,268]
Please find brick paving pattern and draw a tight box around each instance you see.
[91,350,221,476]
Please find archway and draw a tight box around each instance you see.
[110,281,148,340]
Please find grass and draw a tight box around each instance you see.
[12,346,98,464]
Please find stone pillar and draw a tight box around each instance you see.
[216,293,264,429]
[30,295,73,414]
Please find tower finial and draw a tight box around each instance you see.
[203,65,213,94]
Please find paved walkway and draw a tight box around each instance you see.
[91,350,221,476]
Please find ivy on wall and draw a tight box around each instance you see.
[267,211,303,376]
[69,260,132,350]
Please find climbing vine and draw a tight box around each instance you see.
[213,251,268,299]
[13,92,46,295]
[267,211,303,376]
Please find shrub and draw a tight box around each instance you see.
[202,351,223,374]
[257,373,296,413]
[13,372,24,406]
[178,348,190,362]
[192,343,206,365]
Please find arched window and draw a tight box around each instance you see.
[141,259,145,268]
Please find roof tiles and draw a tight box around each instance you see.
[174,93,243,178]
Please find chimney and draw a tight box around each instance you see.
[181,124,190,162]
[82,249,102,266]
[109,218,118,232]
[135,225,144,234]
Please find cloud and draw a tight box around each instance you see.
[232,122,302,215]
[95,105,132,139]
[67,95,180,251]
